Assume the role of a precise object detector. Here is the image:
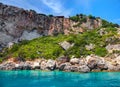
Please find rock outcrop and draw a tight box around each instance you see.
[46,59,56,70]
[59,41,74,50]
[0,55,120,72]
[0,3,102,50]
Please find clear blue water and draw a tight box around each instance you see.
[0,70,120,87]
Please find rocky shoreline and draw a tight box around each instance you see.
[0,55,120,73]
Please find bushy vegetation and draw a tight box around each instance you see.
[1,27,118,61]
[69,14,87,23]
[88,14,96,19]
[102,19,119,28]
[0,58,3,63]
[70,14,119,28]
[69,16,80,22]
[94,47,107,57]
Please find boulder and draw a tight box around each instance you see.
[57,56,70,64]
[7,42,14,49]
[0,62,15,70]
[79,58,86,65]
[15,62,27,70]
[59,63,71,71]
[32,61,40,69]
[70,65,79,72]
[40,60,47,70]
[46,59,56,70]
[59,63,66,71]
[59,41,74,50]
[70,58,79,65]
[86,56,98,69]
[97,58,108,70]
[105,60,120,71]
[14,62,24,70]
[14,62,32,70]
[6,62,15,70]
[86,55,107,70]
[79,65,90,73]
[23,62,32,70]
[0,65,6,70]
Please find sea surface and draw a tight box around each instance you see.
[0,70,120,87]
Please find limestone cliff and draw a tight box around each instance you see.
[0,3,102,49]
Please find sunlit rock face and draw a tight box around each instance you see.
[0,3,102,50]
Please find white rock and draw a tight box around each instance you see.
[59,41,74,50]
[115,56,120,65]
[15,64,19,67]
[40,60,47,70]
[32,62,40,69]
[46,59,56,70]
[70,58,79,65]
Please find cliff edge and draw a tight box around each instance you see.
[0,3,102,50]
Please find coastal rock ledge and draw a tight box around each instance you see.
[0,55,120,73]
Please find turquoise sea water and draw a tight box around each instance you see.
[0,70,120,87]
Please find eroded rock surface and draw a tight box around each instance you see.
[0,55,120,72]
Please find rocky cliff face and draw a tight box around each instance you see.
[0,3,102,50]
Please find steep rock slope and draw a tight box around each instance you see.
[0,3,102,49]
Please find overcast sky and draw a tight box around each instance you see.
[0,0,120,24]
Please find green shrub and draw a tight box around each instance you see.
[88,14,95,19]
[69,16,79,22]
[9,44,19,53]
[102,20,119,28]
[95,47,107,57]
[80,17,87,23]
[0,58,3,63]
